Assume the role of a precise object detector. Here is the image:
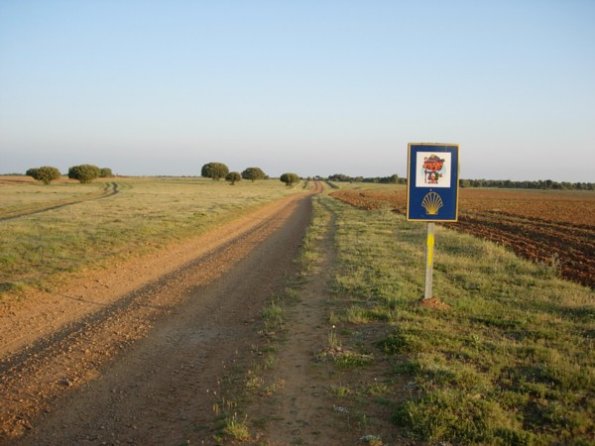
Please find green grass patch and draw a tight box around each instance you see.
[324,195,594,445]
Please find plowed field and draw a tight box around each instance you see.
[331,188,595,288]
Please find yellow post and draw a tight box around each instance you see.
[424,222,435,300]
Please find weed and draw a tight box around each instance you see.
[223,412,250,441]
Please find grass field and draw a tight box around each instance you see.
[0,176,302,297]
[319,194,594,445]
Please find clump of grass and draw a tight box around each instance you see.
[335,351,374,368]
[223,412,250,441]
[262,300,283,331]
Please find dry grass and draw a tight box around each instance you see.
[0,176,301,297]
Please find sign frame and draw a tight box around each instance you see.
[407,143,460,222]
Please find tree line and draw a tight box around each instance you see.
[328,173,405,184]
[459,178,594,190]
[327,173,593,190]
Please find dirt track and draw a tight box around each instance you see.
[0,182,119,221]
[0,186,321,445]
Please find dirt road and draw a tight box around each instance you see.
[0,186,319,445]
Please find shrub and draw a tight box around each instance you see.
[201,162,229,180]
[26,166,61,184]
[241,167,266,182]
[225,171,241,185]
[68,164,100,183]
[280,172,300,186]
[99,167,113,178]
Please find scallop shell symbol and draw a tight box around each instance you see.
[421,191,443,215]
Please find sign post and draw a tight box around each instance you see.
[407,143,459,300]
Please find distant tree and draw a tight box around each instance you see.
[201,162,229,180]
[99,167,113,178]
[280,172,300,186]
[26,168,39,178]
[26,166,61,184]
[225,171,241,185]
[68,164,100,183]
[241,167,266,182]
[35,166,62,184]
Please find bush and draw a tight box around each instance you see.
[68,164,100,183]
[99,167,113,178]
[26,166,62,184]
[225,171,241,185]
[201,162,229,180]
[280,172,300,186]
[241,167,266,182]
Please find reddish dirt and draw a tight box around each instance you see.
[418,297,450,310]
[0,186,335,445]
[331,188,595,288]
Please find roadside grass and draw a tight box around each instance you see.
[325,196,594,445]
[0,177,301,299]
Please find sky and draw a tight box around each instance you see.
[1,1,594,181]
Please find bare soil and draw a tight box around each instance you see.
[0,187,329,445]
[245,209,356,445]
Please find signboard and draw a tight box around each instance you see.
[407,143,459,222]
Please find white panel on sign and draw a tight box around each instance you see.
[415,152,452,188]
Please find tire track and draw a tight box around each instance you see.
[0,182,120,222]
[0,194,312,441]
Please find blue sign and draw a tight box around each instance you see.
[407,143,459,222]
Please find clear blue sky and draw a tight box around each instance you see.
[1,0,594,181]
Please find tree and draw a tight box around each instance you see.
[68,164,101,183]
[280,172,300,186]
[201,162,229,180]
[225,171,241,185]
[26,168,39,178]
[241,167,266,182]
[26,166,61,184]
[99,167,113,178]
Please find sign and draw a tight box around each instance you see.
[407,143,459,222]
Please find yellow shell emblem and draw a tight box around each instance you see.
[421,191,443,215]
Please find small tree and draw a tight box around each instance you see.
[241,167,266,182]
[225,171,241,185]
[68,164,100,183]
[280,173,300,186]
[99,167,113,178]
[35,166,62,184]
[201,162,229,180]
[26,166,61,184]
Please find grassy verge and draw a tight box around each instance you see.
[325,196,594,445]
[0,177,302,298]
